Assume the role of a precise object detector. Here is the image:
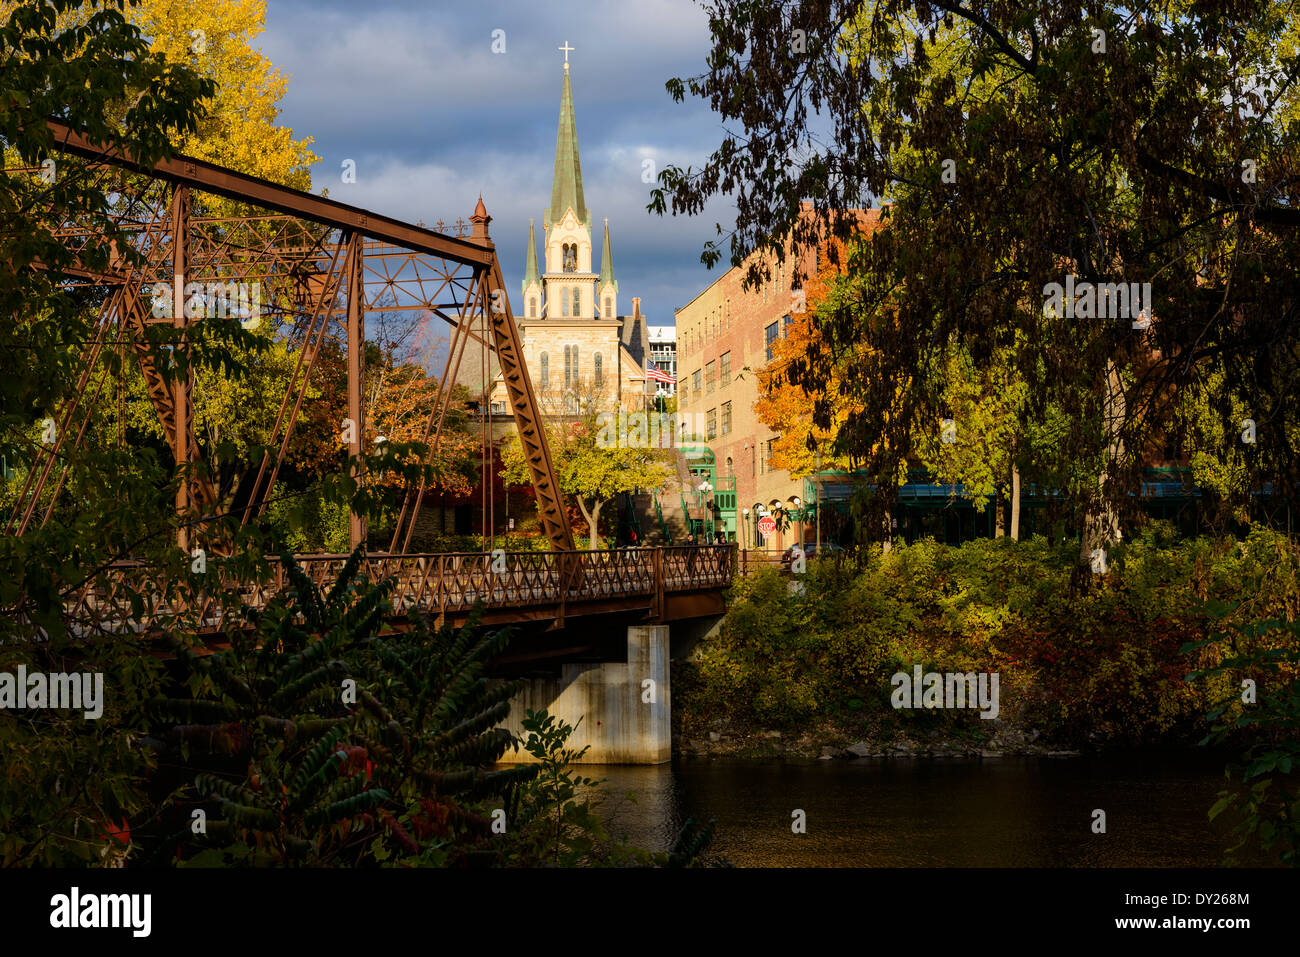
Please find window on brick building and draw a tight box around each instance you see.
[765,322,779,360]
[721,402,732,436]
[706,408,717,439]
[720,351,730,384]
[705,360,716,393]
[692,368,702,393]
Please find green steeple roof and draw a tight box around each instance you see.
[547,66,588,228]
[598,218,617,292]
[522,218,540,294]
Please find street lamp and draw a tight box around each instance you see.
[742,507,750,548]
[698,479,714,542]
[789,495,803,548]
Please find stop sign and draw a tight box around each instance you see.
[757,516,776,535]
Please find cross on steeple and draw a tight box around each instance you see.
[558,41,574,70]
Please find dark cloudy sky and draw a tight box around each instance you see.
[260,0,736,330]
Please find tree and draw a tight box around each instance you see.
[914,336,1030,536]
[0,0,215,866]
[754,234,864,478]
[499,405,675,550]
[652,1,1300,564]
[79,0,335,536]
[127,0,318,196]
[366,358,478,500]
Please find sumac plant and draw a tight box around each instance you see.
[143,548,538,866]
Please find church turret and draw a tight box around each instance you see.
[598,218,618,318]
[522,219,542,318]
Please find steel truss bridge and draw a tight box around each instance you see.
[10,121,729,635]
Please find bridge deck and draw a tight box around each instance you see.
[67,545,735,633]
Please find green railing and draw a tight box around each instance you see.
[653,491,673,544]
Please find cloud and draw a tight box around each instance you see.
[260,0,737,327]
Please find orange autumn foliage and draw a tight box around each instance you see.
[754,237,864,476]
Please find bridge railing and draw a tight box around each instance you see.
[63,545,735,633]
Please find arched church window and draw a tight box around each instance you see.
[529,296,537,318]
[594,352,602,387]
[540,352,549,389]
[563,244,577,273]
[564,345,571,386]
[604,296,611,317]
[572,345,579,382]
[572,288,581,315]
[561,287,570,317]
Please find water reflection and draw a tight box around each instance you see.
[586,752,1264,867]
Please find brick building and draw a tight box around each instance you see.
[675,205,877,551]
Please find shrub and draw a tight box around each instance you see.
[678,526,1300,746]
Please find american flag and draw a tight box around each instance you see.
[645,364,675,385]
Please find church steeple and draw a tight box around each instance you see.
[522,218,540,294]
[547,57,588,229]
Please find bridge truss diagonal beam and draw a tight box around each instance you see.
[21,120,574,554]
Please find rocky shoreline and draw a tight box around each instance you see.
[674,718,1084,761]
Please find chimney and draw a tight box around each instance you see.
[632,297,641,319]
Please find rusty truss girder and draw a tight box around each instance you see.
[11,120,575,554]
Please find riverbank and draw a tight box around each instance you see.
[671,529,1300,758]
[673,720,1082,760]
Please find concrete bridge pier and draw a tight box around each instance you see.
[499,624,671,765]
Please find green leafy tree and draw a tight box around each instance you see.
[653,1,1300,564]
[914,336,1030,534]
[499,409,675,549]
[0,0,215,866]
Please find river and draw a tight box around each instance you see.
[586,751,1272,866]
